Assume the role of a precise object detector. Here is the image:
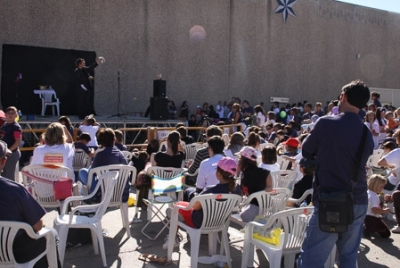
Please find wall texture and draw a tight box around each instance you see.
[1,0,400,115]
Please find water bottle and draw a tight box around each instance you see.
[216,261,227,267]
[300,201,308,207]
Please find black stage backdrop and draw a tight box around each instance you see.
[1,44,95,115]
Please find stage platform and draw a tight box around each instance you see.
[17,114,183,150]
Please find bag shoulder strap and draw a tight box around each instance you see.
[352,125,368,184]
[21,170,53,184]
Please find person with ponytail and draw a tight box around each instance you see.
[153,131,184,168]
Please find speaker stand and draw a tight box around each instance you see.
[108,71,126,119]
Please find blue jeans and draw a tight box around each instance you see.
[297,204,367,268]
[78,168,97,194]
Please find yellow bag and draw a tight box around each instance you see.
[253,228,283,245]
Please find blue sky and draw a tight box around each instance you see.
[337,0,400,13]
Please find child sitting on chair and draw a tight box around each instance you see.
[74,132,95,158]
[163,157,241,249]
[79,115,99,150]
[364,174,391,238]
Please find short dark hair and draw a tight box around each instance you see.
[114,129,123,142]
[261,147,277,164]
[207,136,225,154]
[78,132,91,142]
[97,128,115,147]
[206,125,222,138]
[75,58,84,67]
[176,126,187,138]
[342,80,370,109]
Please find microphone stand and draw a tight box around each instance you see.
[109,71,126,118]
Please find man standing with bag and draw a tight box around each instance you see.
[298,80,373,267]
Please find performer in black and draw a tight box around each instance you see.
[75,57,105,118]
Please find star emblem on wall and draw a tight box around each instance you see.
[275,0,297,23]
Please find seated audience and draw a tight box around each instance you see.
[31,122,75,179]
[184,136,226,201]
[259,146,280,173]
[79,115,100,150]
[237,146,273,222]
[286,158,315,207]
[364,174,391,238]
[114,129,128,151]
[79,128,129,203]
[0,140,60,267]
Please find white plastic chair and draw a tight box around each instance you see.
[72,149,91,172]
[38,90,60,116]
[241,207,314,268]
[277,156,292,170]
[122,151,134,161]
[286,188,313,208]
[183,143,203,163]
[54,171,119,267]
[230,188,290,229]
[85,165,136,237]
[0,221,58,268]
[271,170,297,191]
[21,164,73,210]
[366,149,385,176]
[167,194,242,268]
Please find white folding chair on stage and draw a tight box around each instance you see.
[241,207,314,268]
[55,171,119,267]
[0,221,58,268]
[38,89,61,116]
[167,194,242,268]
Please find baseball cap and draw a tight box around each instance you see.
[299,157,316,169]
[236,146,258,161]
[213,157,237,176]
[281,137,299,148]
[0,140,12,158]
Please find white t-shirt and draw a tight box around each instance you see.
[79,125,99,147]
[257,112,265,127]
[216,104,225,118]
[365,121,380,150]
[259,163,280,173]
[367,190,382,218]
[382,148,400,169]
[196,154,224,189]
[31,143,75,179]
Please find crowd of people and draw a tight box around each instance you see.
[1,82,400,267]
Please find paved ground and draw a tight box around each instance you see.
[42,198,400,268]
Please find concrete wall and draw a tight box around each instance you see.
[1,0,400,115]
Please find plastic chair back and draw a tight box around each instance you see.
[0,221,58,268]
[271,170,297,190]
[73,149,91,171]
[21,164,73,209]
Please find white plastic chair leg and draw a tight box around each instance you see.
[221,230,232,268]
[190,231,201,268]
[91,228,99,255]
[54,224,68,266]
[241,236,254,268]
[120,203,131,237]
[208,232,217,255]
[95,226,107,267]
[284,253,296,268]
